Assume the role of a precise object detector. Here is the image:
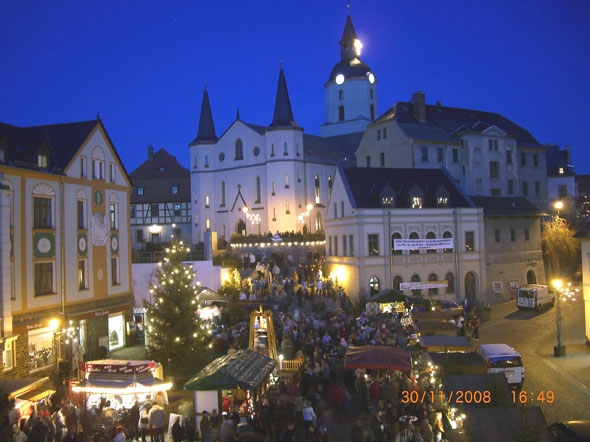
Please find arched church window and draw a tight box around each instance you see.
[235,139,243,160]
[220,181,226,207]
[339,90,344,100]
[283,142,288,156]
[204,155,209,168]
[255,177,261,203]
[271,144,275,157]
[315,175,321,204]
[339,105,345,122]
[370,104,375,120]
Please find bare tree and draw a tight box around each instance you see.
[542,217,580,278]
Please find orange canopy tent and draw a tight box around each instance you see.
[344,346,412,372]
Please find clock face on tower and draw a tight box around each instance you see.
[111,236,118,252]
[335,74,345,85]
[367,72,375,84]
[79,236,87,252]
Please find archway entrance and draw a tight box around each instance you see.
[527,270,536,285]
[465,272,477,304]
[236,219,246,235]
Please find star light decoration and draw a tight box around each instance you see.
[242,207,260,226]
[147,241,212,348]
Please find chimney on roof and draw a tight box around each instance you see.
[413,91,426,123]
[566,144,572,164]
[148,145,154,161]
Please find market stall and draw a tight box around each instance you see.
[414,320,458,336]
[428,352,487,375]
[71,359,171,410]
[184,349,277,421]
[418,336,473,353]
[343,346,412,371]
[4,377,53,425]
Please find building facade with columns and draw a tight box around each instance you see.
[189,16,375,243]
[0,119,133,379]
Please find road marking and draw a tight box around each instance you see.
[541,358,590,398]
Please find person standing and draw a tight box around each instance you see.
[138,404,150,442]
[471,314,480,340]
[129,401,140,441]
[148,403,165,442]
[199,411,212,442]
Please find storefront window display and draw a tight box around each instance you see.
[28,327,55,370]
[108,314,125,351]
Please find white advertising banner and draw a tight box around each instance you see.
[394,238,453,250]
[400,280,448,290]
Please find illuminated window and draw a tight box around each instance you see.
[109,203,118,230]
[412,197,422,209]
[206,218,210,229]
[315,175,320,204]
[443,231,453,253]
[78,260,87,290]
[137,187,144,196]
[368,234,379,256]
[369,276,380,295]
[171,185,178,195]
[437,196,448,207]
[205,196,210,208]
[381,196,394,207]
[559,167,564,175]
[391,232,402,255]
[38,153,48,168]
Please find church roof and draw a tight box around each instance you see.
[269,67,301,130]
[190,86,217,146]
[373,101,541,147]
[469,196,545,217]
[340,15,358,44]
[302,132,363,163]
[340,166,474,209]
[129,148,190,203]
[328,58,372,83]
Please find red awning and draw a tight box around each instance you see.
[344,346,412,371]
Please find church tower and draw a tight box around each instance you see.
[320,13,378,137]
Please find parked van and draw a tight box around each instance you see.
[476,344,524,388]
[517,284,554,311]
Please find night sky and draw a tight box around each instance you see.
[1,0,589,174]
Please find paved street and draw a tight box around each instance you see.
[478,292,590,423]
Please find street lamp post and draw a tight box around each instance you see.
[552,280,566,357]
[554,200,563,218]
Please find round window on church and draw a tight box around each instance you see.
[219,153,225,162]
[253,146,260,156]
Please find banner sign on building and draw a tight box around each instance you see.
[400,280,448,290]
[394,238,453,250]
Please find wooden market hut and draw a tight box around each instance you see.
[184,349,277,418]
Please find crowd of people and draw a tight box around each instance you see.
[12,253,469,442]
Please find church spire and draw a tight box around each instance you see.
[340,15,359,61]
[190,85,217,145]
[269,64,300,129]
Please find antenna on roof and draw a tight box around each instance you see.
[236,108,240,120]
[96,111,100,120]
[280,59,283,70]
[347,2,351,15]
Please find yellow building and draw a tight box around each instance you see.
[0,119,133,379]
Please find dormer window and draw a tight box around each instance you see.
[381,196,394,207]
[412,196,422,209]
[171,185,178,195]
[559,167,564,175]
[137,187,144,196]
[38,153,48,168]
[437,196,448,207]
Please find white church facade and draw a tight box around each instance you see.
[190,15,374,243]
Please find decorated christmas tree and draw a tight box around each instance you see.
[145,241,211,385]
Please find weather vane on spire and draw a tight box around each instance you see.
[347,2,351,14]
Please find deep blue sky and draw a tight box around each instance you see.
[1,0,589,174]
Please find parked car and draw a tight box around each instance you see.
[439,301,463,317]
[549,420,590,441]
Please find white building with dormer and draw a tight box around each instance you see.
[189,15,374,243]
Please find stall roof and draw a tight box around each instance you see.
[462,407,551,441]
[344,346,412,371]
[428,352,487,375]
[418,336,473,352]
[443,374,512,407]
[1,377,50,400]
[198,287,230,303]
[184,349,277,391]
